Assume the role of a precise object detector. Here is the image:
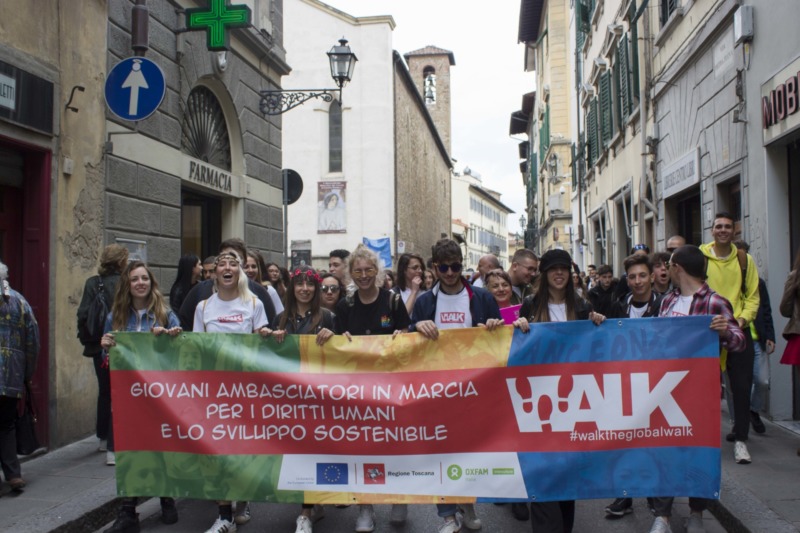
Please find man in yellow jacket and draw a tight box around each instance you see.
[700,212,760,464]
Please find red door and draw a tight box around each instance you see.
[0,186,23,278]
[0,139,50,447]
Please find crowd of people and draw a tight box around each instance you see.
[2,212,800,533]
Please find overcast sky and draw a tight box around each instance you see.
[323,0,533,236]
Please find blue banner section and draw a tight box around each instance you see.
[505,447,720,502]
[507,316,718,366]
[362,236,392,269]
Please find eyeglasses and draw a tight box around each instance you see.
[321,284,340,293]
[436,262,463,274]
[352,268,377,278]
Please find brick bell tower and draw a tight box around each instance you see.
[404,46,456,153]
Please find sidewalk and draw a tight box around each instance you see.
[712,405,800,532]
[2,408,799,533]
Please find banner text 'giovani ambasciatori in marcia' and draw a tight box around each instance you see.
[109,316,721,504]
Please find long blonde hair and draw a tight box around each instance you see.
[111,261,170,331]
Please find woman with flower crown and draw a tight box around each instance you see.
[270,266,334,533]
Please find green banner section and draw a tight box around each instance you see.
[110,332,302,373]
[116,450,304,502]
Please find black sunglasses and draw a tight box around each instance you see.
[320,284,340,293]
[436,262,463,274]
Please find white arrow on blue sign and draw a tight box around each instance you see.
[105,57,166,121]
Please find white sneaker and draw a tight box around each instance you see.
[233,501,251,525]
[438,514,462,533]
[458,504,482,530]
[390,504,408,524]
[734,441,752,464]
[649,516,672,533]
[98,439,107,452]
[106,451,116,465]
[295,515,313,533]
[354,504,375,532]
[686,511,705,532]
[205,517,237,533]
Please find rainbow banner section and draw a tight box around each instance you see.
[110,316,721,503]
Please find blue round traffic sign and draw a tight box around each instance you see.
[105,57,166,121]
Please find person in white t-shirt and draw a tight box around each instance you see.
[394,252,426,316]
[410,239,503,533]
[193,251,270,533]
[512,249,605,533]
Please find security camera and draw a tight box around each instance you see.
[559,185,566,195]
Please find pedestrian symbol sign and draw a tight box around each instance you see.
[104,57,166,122]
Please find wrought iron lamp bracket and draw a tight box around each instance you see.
[259,89,341,116]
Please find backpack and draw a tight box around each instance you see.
[79,277,110,345]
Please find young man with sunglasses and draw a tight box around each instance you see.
[409,239,503,533]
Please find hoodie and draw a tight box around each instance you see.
[699,242,760,326]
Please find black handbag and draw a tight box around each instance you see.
[16,383,41,456]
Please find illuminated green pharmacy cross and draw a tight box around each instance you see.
[185,0,251,51]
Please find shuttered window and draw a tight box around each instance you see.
[587,99,598,168]
[599,71,612,145]
[617,34,632,122]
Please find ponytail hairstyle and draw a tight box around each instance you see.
[112,261,170,331]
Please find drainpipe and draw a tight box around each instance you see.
[132,0,149,56]
[638,0,653,244]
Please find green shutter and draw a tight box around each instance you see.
[539,104,551,157]
[618,34,631,120]
[530,152,538,200]
[599,71,612,145]
[587,99,598,167]
[571,143,577,188]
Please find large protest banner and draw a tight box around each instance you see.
[109,316,721,504]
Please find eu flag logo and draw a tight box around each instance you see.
[317,463,349,485]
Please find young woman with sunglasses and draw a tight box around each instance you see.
[319,274,344,312]
[394,252,426,316]
[333,244,410,531]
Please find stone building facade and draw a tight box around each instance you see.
[0,0,287,447]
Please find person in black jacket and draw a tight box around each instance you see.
[587,264,617,316]
[169,253,200,314]
[734,241,776,434]
[602,254,663,519]
[178,239,277,331]
[76,244,128,453]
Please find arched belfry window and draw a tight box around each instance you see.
[423,66,436,105]
[181,86,232,171]
[329,100,342,173]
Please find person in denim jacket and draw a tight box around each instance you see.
[99,261,181,533]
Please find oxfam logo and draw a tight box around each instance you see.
[447,464,462,480]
